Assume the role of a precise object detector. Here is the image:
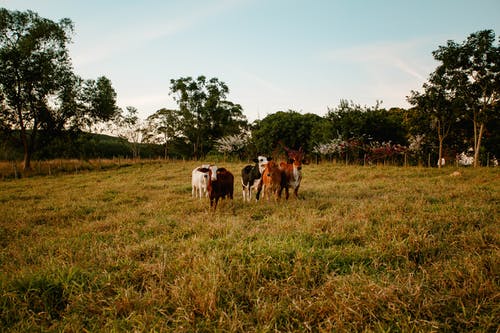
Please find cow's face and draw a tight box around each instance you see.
[263,161,276,178]
[287,147,304,170]
[209,165,218,181]
[256,156,272,173]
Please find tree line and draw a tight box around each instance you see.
[1,8,498,170]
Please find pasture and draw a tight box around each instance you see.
[0,161,498,332]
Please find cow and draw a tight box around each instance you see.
[279,146,305,199]
[207,165,234,210]
[257,160,286,201]
[191,165,210,198]
[241,156,271,202]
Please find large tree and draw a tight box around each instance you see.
[325,100,407,144]
[0,9,119,169]
[252,110,327,155]
[408,75,461,168]
[169,76,247,159]
[432,29,499,166]
[144,108,181,159]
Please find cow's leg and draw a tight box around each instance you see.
[294,185,300,198]
[245,183,250,201]
[255,178,263,200]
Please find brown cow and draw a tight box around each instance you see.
[257,160,286,201]
[207,166,234,210]
[280,146,305,199]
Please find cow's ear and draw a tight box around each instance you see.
[268,157,273,161]
[253,158,259,163]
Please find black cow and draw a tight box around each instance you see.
[241,156,271,202]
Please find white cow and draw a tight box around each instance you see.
[191,165,211,198]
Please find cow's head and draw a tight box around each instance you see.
[254,155,272,174]
[264,160,277,178]
[208,165,218,181]
[283,146,305,170]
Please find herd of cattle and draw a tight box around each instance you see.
[191,146,306,209]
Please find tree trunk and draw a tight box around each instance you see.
[438,137,443,168]
[23,144,32,171]
[473,122,484,167]
[17,107,32,171]
[437,121,444,168]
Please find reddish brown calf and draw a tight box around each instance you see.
[207,166,234,210]
[280,146,304,199]
[259,160,286,201]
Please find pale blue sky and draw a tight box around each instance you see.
[2,0,499,121]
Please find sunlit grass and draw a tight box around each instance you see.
[0,161,498,331]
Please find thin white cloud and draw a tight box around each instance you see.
[118,92,172,111]
[71,0,252,67]
[238,70,288,96]
[321,39,435,81]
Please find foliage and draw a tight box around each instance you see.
[313,138,407,165]
[0,162,498,331]
[143,108,180,159]
[326,100,408,145]
[424,29,499,166]
[0,9,119,170]
[214,134,249,158]
[407,74,463,167]
[169,76,248,159]
[252,111,327,156]
[113,106,144,159]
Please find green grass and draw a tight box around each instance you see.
[1,161,499,332]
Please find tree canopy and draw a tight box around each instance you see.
[169,76,248,159]
[0,8,119,169]
[425,29,499,166]
[252,110,328,156]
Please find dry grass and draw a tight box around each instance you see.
[0,161,499,332]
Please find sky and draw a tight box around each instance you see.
[2,0,500,122]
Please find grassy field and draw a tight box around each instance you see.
[0,160,498,332]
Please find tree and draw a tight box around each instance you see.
[0,9,72,169]
[169,76,248,159]
[116,106,143,159]
[432,29,499,166]
[0,9,119,169]
[214,134,248,160]
[407,75,461,168]
[326,100,407,145]
[144,108,180,159]
[251,110,326,155]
